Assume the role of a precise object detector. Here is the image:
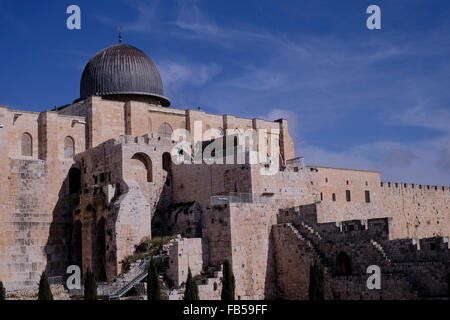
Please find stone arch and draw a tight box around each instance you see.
[68,168,81,194]
[131,152,153,182]
[64,136,75,159]
[336,251,352,275]
[158,122,173,138]
[94,217,107,282]
[21,132,32,156]
[71,220,82,268]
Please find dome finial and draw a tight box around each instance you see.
[118,27,122,44]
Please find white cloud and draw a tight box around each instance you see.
[159,61,221,89]
[302,137,450,186]
[386,104,450,133]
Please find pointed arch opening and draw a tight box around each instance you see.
[21,132,32,156]
[336,252,352,276]
[64,136,75,159]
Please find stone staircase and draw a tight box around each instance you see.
[284,223,332,274]
[370,240,391,262]
[107,257,152,299]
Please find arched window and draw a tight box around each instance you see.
[21,132,32,156]
[131,153,153,182]
[158,122,173,138]
[64,136,75,159]
[336,252,352,276]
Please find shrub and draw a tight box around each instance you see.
[183,268,199,300]
[221,260,235,300]
[147,258,161,300]
[84,268,98,300]
[309,260,324,300]
[38,272,53,300]
[0,280,5,300]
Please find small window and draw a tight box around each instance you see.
[332,193,336,202]
[64,136,75,159]
[320,192,323,201]
[346,190,351,202]
[158,122,173,138]
[325,178,328,183]
[346,180,349,185]
[365,190,371,203]
[21,132,32,156]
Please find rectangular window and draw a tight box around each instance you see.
[346,190,351,202]
[332,193,336,201]
[365,190,371,203]
[320,192,323,201]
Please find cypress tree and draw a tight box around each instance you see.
[0,280,5,300]
[84,268,98,300]
[309,260,324,300]
[221,260,235,300]
[183,268,199,300]
[147,258,161,300]
[38,272,53,300]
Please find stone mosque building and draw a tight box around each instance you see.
[0,42,449,299]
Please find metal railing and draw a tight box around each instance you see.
[210,192,254,206]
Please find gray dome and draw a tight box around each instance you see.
[80,44,170,106]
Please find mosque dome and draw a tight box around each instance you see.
[80,44,170,106]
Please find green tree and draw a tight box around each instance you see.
[0,280,6,300]
[309,260,324,300]
[221,260,235,300]
[183,268,199,300]
[84,268,98,300]
[147,258,161,300]
[38,272,53,300]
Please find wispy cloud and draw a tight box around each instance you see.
[302,136,450,186]
[386,104,450,133]
[97,0,161,33]
[159,61,221,89]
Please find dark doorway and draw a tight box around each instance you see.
[336,252,352,275]
[71,220,82,268]
[95,218,107,282]
[69,168,81,194]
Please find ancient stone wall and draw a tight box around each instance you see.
[1,159,50,290]
[307,165,450,240]
[166,237,208,287]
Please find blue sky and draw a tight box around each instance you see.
[0,0,449,185]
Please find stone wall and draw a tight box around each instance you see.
[166,237,208,287]
[1,159,49,290]
[307,165,450,240]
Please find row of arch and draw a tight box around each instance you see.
[20,133,75,158]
